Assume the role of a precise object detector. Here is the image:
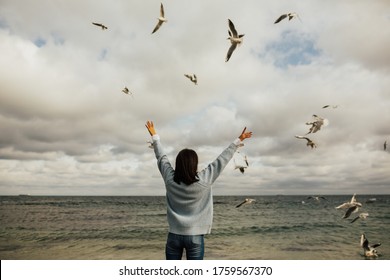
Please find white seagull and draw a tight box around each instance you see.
[226,19,244,62]
[360,233,381,257]
[342,204,361,219]
[234,159,247,174]
[122,87,133,97]
[237,151,249,166]
[152,3,167,34]
[236,198,256,208]
[295,135,317,149]
[322,105,338,109]
[307,196,327,201]
[305,114,328,134]
[350,213,369,223]
[184,74,197,85]
[274,12,301,24]
[335,193,362,209]
[92,22,108,30]
[147,141,154,149]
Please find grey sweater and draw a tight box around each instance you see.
[152,134,241,235]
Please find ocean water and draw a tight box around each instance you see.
[0,195,389,260]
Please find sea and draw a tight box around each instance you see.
[0,195,389,260]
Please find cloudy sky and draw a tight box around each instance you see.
[0,0,389,196]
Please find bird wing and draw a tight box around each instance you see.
[343,205,358,219]
[350,216,360,223]
[361,236,369,250]
[160,3,164,17]
[184,74,191,79]
[228,19,238,37]
[371,243,381,248]
[236,200,247,208]
[152,20,163,34]
[92,22,103,27]
[274,14,287,24]
[226,43,237,62]
[322,105,330,108]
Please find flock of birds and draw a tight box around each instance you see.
[92,3,386,258]
[295,111,330,149]
[92,3,388,151]
[235,193,382,258]
[91,3,304,93]
[335,194,382,258]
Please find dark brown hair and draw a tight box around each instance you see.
[174,148,199,185]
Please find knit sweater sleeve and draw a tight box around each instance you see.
[197,138,242,186]
[152,135,174,184]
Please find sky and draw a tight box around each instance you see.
[0,0,389,196]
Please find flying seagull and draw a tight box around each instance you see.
[122,87,133,97]
[342,204,361,219]
[184,74,197,85]
[307,196,327,201]
[295,135,317,149]
[384,141,387,151]
[351,213,369,223]
[274,12,301,24]
[234,159,247,174]
[322,105,338,109]
[92,22,108,30]
[305,114,328,134]
[360,233,381,257]
[236,198,256,208]
[237,151,249,166]
[335,193,362,209]
[151,3,167,34]
[147,141,154,149]
[226,19,245,62]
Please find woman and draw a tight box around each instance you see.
[145,121,252,260]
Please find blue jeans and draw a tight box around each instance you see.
[165,232,204,260]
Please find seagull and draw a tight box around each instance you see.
[322,105,338,109]
[307,196,327,201]
[236,198,256,208]
[274,12,301,24]
[122,87,133,97]
[342,204,361,219]
[147,141,154,149]
[335,193,362,209]
[295,135,317,149]
[351,213,369,223]
[226,19,245,62]
[237,151,249,166]
[384,141,387,151]
[234,159,247,174]
[184,74,197,85]
[92,22,108,30]
[305,114,328,134]
[151,3,167,34]
[361,233,381,257]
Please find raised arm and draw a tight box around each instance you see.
[198,127,253,185]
